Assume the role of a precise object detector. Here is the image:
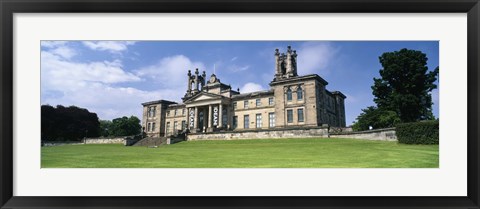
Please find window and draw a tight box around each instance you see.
[152,122,156,131]
[286,88,292,101]
[174,109,178,116]
[298,108,304,122]
[269,113,275,128]
[297,86,303,100]
[256,114,262,128]
[166,110,170,116]
[173,121,178,131]
[166,122,170,134]
[233,102,237,110]
[182,108,185,115]
[181,121,186,130]
[147,123,151,132]
[244,100,249,109]
[256,99,261,107]
[268,97,274,106]
[148,106,156,117]
[287,109,293,123]
[244,115,249,129]
[233,116,238,129]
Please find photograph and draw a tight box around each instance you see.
[40,41,440,168]
[2,0,478,208]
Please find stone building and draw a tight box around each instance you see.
[141,46,346,137]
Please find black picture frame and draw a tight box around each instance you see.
[1,0,479,208]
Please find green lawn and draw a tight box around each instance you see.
[41,138,439,168]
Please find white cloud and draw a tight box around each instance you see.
[50,46,77,59]
[42,51,140,86]
[40,42,195,120]
[41,41,68,48]
[231,56,238,61]
[40,49,170,120]
[82,41,136,53]
[240,82,264,93]
[42,82,166,120]
[134,55,206,88]
[297,42,338,74]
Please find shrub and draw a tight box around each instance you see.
[352,106,400,131]
[396,120,439,144]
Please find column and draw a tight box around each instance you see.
[208,105,213,128]
[203,108,208,132]
[194,107,198,130]
[227,106,231,130]
[219,104,223,128]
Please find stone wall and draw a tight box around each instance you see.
[84,137,125,144]
[167,133,186,144]
[329,128,397,141]
[187,127,328,141]
[42,141,84,146]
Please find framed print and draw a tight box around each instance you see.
[1,0,479,208]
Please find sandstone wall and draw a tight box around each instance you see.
[84,137,125,144]
[187,127,328,141]
[329,128,397,141]
[42,141,84,146]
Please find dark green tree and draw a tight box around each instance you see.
[372,48,438,122]
[352,106,401,131]
[109,116,142,137]
[41,105,100,141]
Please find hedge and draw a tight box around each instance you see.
[396,120,439,144]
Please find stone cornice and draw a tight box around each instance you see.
[269,74,328,86]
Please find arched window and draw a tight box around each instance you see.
[286,88,292,101]
[297,86,303,100]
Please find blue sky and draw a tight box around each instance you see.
[41,41,439,126]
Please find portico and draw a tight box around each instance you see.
[185,92,230,133]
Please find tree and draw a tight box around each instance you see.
[41,105,100,141]
[99,120,113,137]
[352,106,400,131]
[372,48,438,122]
[109,116,142,137]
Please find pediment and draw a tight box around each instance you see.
[195,94,218,101]
[185,92,223,103]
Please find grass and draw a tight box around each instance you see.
[41,138,439,168]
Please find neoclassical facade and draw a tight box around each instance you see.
[142,46,346,137]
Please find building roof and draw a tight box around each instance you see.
[168,103,186,108]
[141,100,177,106]
[232,89,274,100]
[331,91,347,99]
[269,74,328,86]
